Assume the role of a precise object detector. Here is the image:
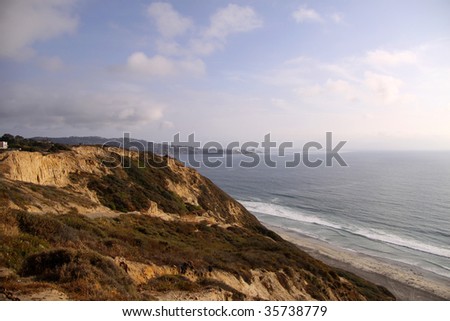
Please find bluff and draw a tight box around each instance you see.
[0,146,395,300]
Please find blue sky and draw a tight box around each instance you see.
[1,0,449,150]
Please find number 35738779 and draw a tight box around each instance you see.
[264,305,327,317]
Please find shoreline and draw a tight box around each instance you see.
[266,224,450,301]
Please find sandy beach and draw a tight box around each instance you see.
[268,225,450,301]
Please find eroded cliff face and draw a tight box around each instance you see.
[0,147,255,226]
[0,147,111,215]
[1,147,110,186]
[0,147,395,301]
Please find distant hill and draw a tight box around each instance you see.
[0,133,70,153]
[31,135,169,155]
[31,136,117,146]
[28,135,256,156]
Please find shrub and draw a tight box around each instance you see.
[87,155,187,214]
[21,248,136,300]
[145,275,200,292]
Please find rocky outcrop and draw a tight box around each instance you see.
[1,147,110,186]
[0,147,255,226]
[111,256,315,301]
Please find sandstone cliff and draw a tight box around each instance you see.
[0,146,395,301]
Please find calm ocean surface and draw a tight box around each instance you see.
[182,151,450,279]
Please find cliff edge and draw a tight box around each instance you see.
[0,146,395,301]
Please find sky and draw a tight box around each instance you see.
[0,0,449,150]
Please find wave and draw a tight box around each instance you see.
[424,259,450,273]
[240,200,450,259]
[351,227,450,258]
[240,200,342,230]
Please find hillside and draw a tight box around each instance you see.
[0,146,395,301]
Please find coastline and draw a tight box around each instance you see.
[266,224,450,301]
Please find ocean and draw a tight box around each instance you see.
[181,151,450,279]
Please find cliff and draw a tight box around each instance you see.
[0,146,395,301]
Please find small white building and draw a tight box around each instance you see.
[0,141,8,149]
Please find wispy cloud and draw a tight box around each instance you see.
[147,2,193,38]
[253,46,430,107]
[330,12,344,24]
[38,55,64,71]
[125,52,205,77]
[191,4,262,56]
[292,5,323,23]
[0,0,78,59]
[364,71,404,103]
[366,49,418,66]
[124,3,262,77]
[204,4,263,39]
[0,84,165,130]
[325,79,358,102]
[292,5,344,25]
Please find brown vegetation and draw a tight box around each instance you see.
[1,210,394,300]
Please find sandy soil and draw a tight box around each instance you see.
[269,225,450,301]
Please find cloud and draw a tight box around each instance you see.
[292,5,323,23]
[126,4,262,77]
[326,79,357,101]
[294,79,358,103]
[366,50,418,66]
[294,84,322,98]
[147,2,193,38]
[204,4,263,39]
[330,13,344,24]
[38,56,64,71]
[188,39,219,56]
[364,71,404,103]
[0,0,78,59]
[0,84,165,130]
[263,49,418,107]
[155,39,186,56]
[159,120,174,130]
[148,3,262,57]
[260,43,426,108]
[126,52,176,76]
[126,52,205,77]
[271,98,294,111]
[292,6,344,25]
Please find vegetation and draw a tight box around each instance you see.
[21,248,135,300]
[0,133,70,153]
[83,154,188,214]
[0,179,97,212]
[0,210,395,300]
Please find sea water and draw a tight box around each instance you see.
[186,151,450,279]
